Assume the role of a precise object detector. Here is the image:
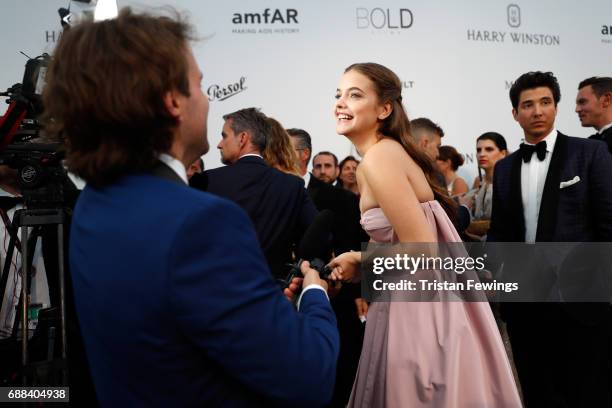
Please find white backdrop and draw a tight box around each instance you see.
[1,1,611,181]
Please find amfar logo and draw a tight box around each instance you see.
[507,4,521,28]
[466,4,560,46]
[356,8,413,33]
[207,77,247,102]
[602,24,612,44]
[232,9,299,34]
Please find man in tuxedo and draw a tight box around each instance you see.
[489,71,612,407]
[312,151,340,185]
[576,76,612,153]
[191,108,317,280]
[43,10,338,407]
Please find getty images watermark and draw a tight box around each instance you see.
[371,253,518,294]
[360,242,612,302]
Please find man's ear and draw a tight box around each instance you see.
[512,108,518,122]
[163,89,181,120]
[602,92,612,108]
[378,101,393,120]
[334,166,340,178]
[238,131,249,147]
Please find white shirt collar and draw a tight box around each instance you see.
[598,122,612,134]
[303,171,311,187]
[238,153,263,160]
[523,128,557,152]
[158,153,188,185]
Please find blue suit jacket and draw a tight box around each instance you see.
[70,169,339,407]
[192,156,317,279]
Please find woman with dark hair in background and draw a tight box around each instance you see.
[464,132,508,240]
[263,117,302,177]
[337,155,360,195]
[436,145,468,196]
[328,62,520,407]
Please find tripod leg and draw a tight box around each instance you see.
[20,223,29,369]
[0,225,18,332]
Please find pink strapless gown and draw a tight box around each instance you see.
[348,201,522,408]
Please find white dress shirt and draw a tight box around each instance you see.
[597,122,612,135]
[521,129,557,243]
[302,171,311,188]
[158,153,187,185]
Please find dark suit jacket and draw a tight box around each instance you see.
[307,175,367,254]
[489,132,612,243]
[487,132,612,407]
[70,165,338,407]
[192,156,317,279]
[588,124,612,154]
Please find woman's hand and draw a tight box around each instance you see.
[328,251,362,282]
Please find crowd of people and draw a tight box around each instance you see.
[2,7,612,408]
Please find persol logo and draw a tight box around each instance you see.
[207,77,247,102]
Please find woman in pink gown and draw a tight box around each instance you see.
[329,63,522,408]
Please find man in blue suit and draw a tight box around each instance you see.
[191,108,317,280]
[42,9,339,407]
[489,71,612,407]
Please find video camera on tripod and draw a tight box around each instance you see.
[0,54,76,209]
[0,53,76,387]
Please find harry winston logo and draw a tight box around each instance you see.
[507,4,521,28]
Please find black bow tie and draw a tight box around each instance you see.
[520,141,547,163]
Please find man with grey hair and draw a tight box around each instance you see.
[192,108,317,279]
[217,107,269,165]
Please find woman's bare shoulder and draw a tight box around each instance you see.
[362,138,407,164]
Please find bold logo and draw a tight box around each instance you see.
[207,77,247,102]
[507,4,521,28]
[232,9,298,25]
[356,8,413,30]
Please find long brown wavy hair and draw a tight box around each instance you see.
[344,63,457,220]
[263,117,302,176]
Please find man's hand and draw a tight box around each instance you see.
[301,261,328,291]
[283,277,303,302]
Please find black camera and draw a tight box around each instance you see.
[0,54,76,209]
[280,258,333,290]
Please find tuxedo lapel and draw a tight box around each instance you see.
[601,126,612,154]
[536,132,567,241]
[508,154,525,241]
